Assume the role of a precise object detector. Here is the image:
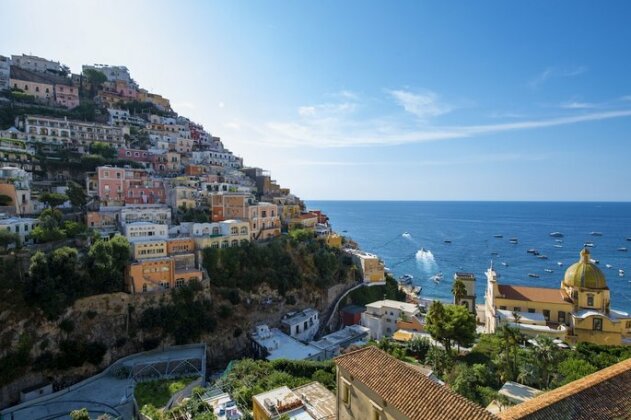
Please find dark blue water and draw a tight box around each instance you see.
[307,201,631,313]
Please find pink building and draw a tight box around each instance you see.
[118,148,153,162]
[54,84,80,109]
[97,167,125,205]
[97,166,166,206]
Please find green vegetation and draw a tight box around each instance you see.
[90,142,117,159]
[69,408,90,420]
[30,208,87,243]
[141,388,216,420]
[135,376,198,411]
[347,275,406,305]
[0,193,12,206]
[23,235,130,318]
[425,301,476,353]
[139,282,217,344]
[40,192,68,208]
[220,358,336,409]
[0,230,20,250]
[202,236,353,295]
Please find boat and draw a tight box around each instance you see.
[555,239,564,243]
[544,269,554,273]
[430,272,444,283]
[554,244,563,248]
[590,232,603,236]
[509,238,518,244]
[537,255,548,260]
[528,273,540,278]
[606,264,613,269]
[557,261,564,266]
[584,242,595,248]
[619,269,625,277]
[627,237,631,242]
[444,240,452,244]
[493,234,503,239]
[501,262,508,267]
[527,248,538,255]
[549,232,564,238]
[399,274,414,284]
[491,252,499,256]
[618,247,628,252]
[590,258,600,264]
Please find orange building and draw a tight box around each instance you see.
[167,237,195,255]
[126,253,202,293]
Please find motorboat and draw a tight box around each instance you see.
[619,269,625,277]
[590,258,600,264]
[444,240,452,244]
[537,255,548,260]
[557,261,564,266]
[493,234,503,238]
[590,232,603,236]
[491,252,499,256]
[509,238,518,244]
[544,269,554,273]
[549,232,564,238]
[618,247,628,252]
[627,237,631,242]
[605,264,613,269]
[554,244,563,248]
[555,239,564,243]
[584,242,595,248]
[501,262,508,267]
[528,273,540,278]
[527,248,539,255]
[430,272,444,283]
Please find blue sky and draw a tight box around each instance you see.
[3,0,631,200]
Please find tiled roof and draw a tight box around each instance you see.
[334,346,496,420]
[497,285,571,305]
[499,357,631,420]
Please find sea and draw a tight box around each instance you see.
[306,201,631,314]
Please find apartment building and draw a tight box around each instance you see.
[24,116,126,152]
[361,300,422,340]
[248,202,281,240]
[120,205,171,226]
[191,220,250,249]
[349,250,385,283]
[124,221,168,241]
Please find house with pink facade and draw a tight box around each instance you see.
[96,166,166,206]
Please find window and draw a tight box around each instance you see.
[175,279,185,288]
[342,381,351,406]
[513,307,521,312]
[499,305,507,310]
[593,318,603,331]
[295,325,300,334]
[528,308,535,313]
[587,294,594,307]
[371,404,383,420]
[142,284,147,292]
[558,311,566,324]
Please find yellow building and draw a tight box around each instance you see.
[131,239,167,260]
[324,233,342,249]
[349,250,385,283]
[485,248,631,345]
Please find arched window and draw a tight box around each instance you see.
[231,227,238,235]
[231,240,238,247]
[240,227,248,235]
[221,240,229,249]
[212,227,220,235]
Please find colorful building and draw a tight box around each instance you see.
[485,248,631,345]
[348,250,385,283]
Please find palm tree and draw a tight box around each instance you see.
[498,325,520,381]
[532,336,559,389]
[451,278,467,305]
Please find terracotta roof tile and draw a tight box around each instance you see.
[499,357,631,420]
[497,285,572,305]
[334,346,497,420]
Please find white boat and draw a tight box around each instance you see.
[509,238,518,244]
[554,244,563,248]
[619,269,625,277]
[555,239,564,243]
[605,264,613,269]
[590,232,603,236]
[590,258,600,264]
[501,262,508,267]
[557,261,564,266]
[544,269,554,273]
[528,273,540,278]
[493,234,503,239]
[444,240,452,244]
[584,242,595,248]
[537,255,548,260]
[618,247,628,252]
[549,232,564,238]
[430,272,444,283]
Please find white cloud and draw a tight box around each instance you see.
[529,65,587,88]
[218,102,225,108]
[172,101,196,111]
[559,101,597,109]
[248,108,631,148]
[387,89,451,119]
[289,154,549,167]
[298,102,356,117]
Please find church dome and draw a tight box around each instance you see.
[563,248,608,289]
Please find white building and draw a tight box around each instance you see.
[250,325,323,361]
[361,299,421,340]
[107,108,146,128]
[11,54,66,74]
[124,221,168,241]
[0,216,38,244]
[82,64,136,86]
[309,325,369,359]
[280,309,320,342]
[0,55,10,91]
[24,115,127,152]
[120,205,171,226]
[190,151,243,169]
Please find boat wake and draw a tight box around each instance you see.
[416,248,438,273]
